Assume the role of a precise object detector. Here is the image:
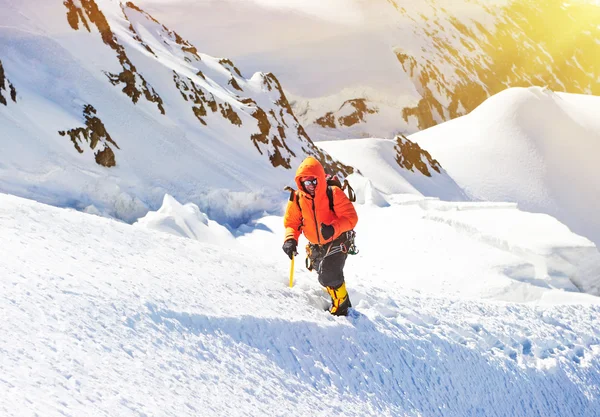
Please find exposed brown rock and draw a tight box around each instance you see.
[240,98,256,106]
[393,134,441,177]
[269,135,291,169]
[313,98,377,129]
[219,59,243,78]
[253,72,355,175]
[263,73,296,116]
[337,99,378,127]
[63,0,165,114]
[95,146,116,167]
[247,108,293,170]
[219,103,242,127]
[64,0,91,31]
[173,70,245,127]
[228,77,243,92]
[59,105,119,167]
[205,93,218,113]
[250,107,271,152]
[173,71,208,125]
[315,112,336,129]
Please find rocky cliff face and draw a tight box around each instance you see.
[393,134,441,178]
[59,0,350,175]
[0,0,355,221]
[315,99,378,130]
[303,0,600,138]
[393,0,600,130]
[64,0,165,114]
[59,105,119,168]
[0,60,17,106]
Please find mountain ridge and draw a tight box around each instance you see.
[0,0,356,223]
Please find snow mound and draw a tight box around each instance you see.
[410,87,600,247]
[345,173,389,207]
[135,194,234,245]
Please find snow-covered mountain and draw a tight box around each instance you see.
[410,86,600,248]
[2,2,600,415]
[138,0,600,140]
[0,0,350,223]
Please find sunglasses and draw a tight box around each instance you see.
[302,178,317,186]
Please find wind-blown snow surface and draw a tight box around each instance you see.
[3,192,600,416]
[410,87,600,248]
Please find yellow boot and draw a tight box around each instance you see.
[326,282,351,316]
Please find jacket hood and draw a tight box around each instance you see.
[294,157,327,198]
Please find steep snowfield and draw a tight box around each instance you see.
[0,0,346,225]
[410,87,600,247]
[2,192,600,416]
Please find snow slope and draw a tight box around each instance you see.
[410,87,600,248]
[0,0,347,225]
[317,137,466,202]
[2,192,600,417]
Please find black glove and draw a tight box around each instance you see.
[282,239,298,259]
[320,223,335,240]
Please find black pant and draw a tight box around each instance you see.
[318,250,347,289]
[309,234,348,289]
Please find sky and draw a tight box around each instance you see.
[139,0,368,24]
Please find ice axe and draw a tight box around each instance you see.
[289,253,295,288]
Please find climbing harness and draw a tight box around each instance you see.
[305,230,359,273]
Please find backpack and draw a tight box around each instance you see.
[324,174,356,213]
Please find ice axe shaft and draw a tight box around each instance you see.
[289,254,295,288]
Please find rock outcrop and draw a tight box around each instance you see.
[0,60,17,105]
[119,3,351,175]
[64,0,165,114]
[315,99,378,129]
[58,0,353,178]
[393,134,441,177]
[59,105,120,168]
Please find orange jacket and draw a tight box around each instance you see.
[284,157,358,245]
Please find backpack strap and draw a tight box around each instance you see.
[284,186,295,202]
[284,185,303,224]
[326,186,335,214]
[327,179,356,213]
[342,179,356,202]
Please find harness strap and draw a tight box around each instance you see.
[307,232,351,273]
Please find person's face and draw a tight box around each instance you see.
[302,177,317,195]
